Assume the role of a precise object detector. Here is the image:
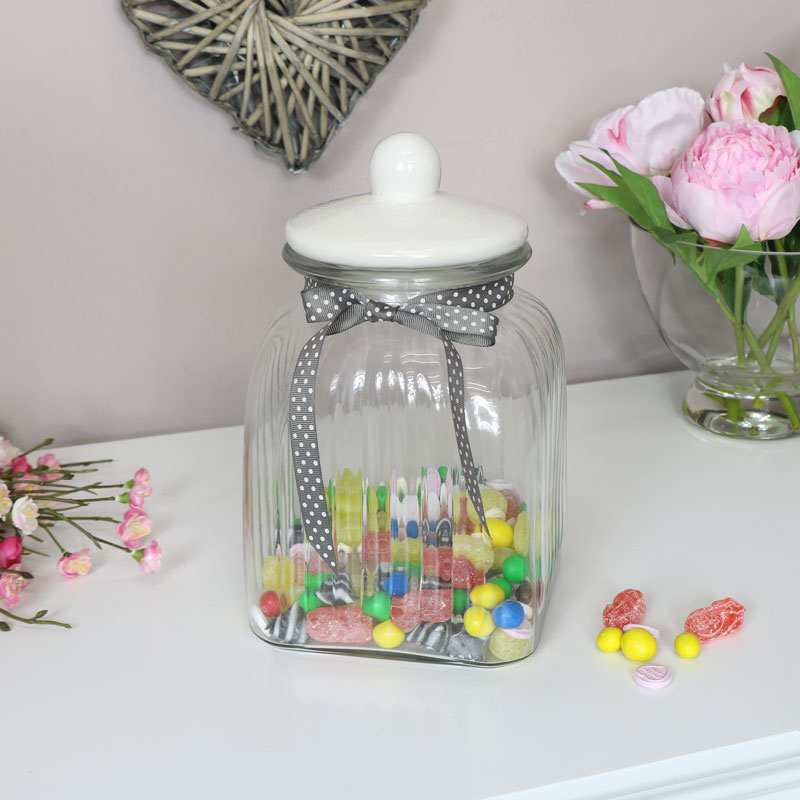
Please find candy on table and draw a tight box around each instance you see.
[674,631,701,658]
[407,620,453,653]
[372,619,406,649]
[463,605,496,638]
[362,592,392,622]
[684,597,746,643]
[484,518,513,549]
[452,556,484,589]
[453,533,494,571]
[489,575,513,598]
[466,487,508,526]
[596,626,623,652]
[602,588,646,629]
[489,620,533,660]
[420,589,453,622]
[633,664,673,690]
[306,606,374,644]
[259,590,281,618]
[623,623,660,639]
[390,591,422,631]
[469,582,506,610]
[620,627,657,662]
[492,546,514,572]
[500,553,527,584]
[269,603,308,645]
[447,629,485,662]
[491,600,525,629]
[513,506,529,556]
[315,573,358,606]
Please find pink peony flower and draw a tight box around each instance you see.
[556,87,707,209]
[0,438,21,468]
[116,508,152,548]
[36,452,61,482]
[0,562,27,609]
[653,121,800,243]
[135,540,162,574]
[10,455,31,474]
[0,536,23,569]
[0,481,11,516]
[708,63,785,123]
[11,496,38,536]
[58,549,92,578]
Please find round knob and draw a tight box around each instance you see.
[370,132,441,201]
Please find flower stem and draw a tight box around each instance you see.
[39,522,67,555]
[773,240,800,370]
[733,265,746,363]
[0,607,71,629]
[757,264,800,348]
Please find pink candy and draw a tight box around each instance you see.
[306,607,373,643]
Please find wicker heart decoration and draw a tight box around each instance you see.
[121,0,427,172]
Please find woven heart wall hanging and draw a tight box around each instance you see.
[121,0,427,172]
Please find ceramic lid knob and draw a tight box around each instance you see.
[370,132,441,201]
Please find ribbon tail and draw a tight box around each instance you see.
[441,337,489,536]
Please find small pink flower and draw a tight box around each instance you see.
[0,562,27,609]
[0,482,11,516]
[116,508,152,548]
[10,455,31,474]
[133,468,152,498]
[16,473,40,493]
[128,483,149,509]
[0,536,23,569]
[136,540,162,574]
[11,496,38,536]
[58,549,92,579]
[36,452,61,483]
[0,438,21,468]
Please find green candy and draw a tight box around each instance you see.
[452,588,468,615]
[501,553,527,584]
[489,576,513,598]
[393,561,421,578]
[437,466,448,482]
[297,588,323,613]
[362,592,392,622]
[305,572,332,590]
[376,485,388,512]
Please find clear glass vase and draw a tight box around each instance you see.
[631,224,800,439]
[243,246,566,665]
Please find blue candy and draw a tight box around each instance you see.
[390,518,399,538]
[406,520,419,539]
[491,600,525,630]
[382,572,408,596]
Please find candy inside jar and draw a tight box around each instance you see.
[256,467,538,664]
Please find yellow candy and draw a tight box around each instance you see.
[493,546,514,571]
[372,619,405,649]
[596,626,623,653]
[620,628,657,662]
[513,510,530,556]
[391,537,422,564]
[453,534,494,571]
[467,488,508,525]
[464,605,496,638]
[469,582,506,610]
[262,555,294,592]
[674,631,701,659]
[484,518,513,548]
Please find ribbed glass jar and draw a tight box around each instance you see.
[244,245,566,665]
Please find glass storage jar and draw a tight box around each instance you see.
[244,133,566,665]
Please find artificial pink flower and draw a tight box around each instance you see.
[11,496,38,536]
[0,481,11,516]
[16,473,40,493]
[556,87,707,209]
[128,483,149,509]
[58,549,92,579]
[0,438,21,468]
[36,452,61,482]
[133,468,152,498]
[10,455,31,474]
[653,121,800,243]
[135,540,162,574]
[116,508,152,548]
[0,562,27,609]
[0,536,23,569]
[708,63,785,123]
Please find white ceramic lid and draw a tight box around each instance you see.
[284,133,529,268]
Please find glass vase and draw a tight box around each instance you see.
[631,223,800,439]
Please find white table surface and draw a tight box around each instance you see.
[7,371,800,798]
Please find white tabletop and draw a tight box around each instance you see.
[7,371,800,798]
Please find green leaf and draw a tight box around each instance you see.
[751,260,776,302]
[759,96,790,127]
[604,154,673,229]
[766,53,800,129]
[576,181,652,231]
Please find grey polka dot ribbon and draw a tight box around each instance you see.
[291,276,515,572]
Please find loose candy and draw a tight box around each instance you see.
[447,630,485,662]
[470,582,506,610]
[489,621,533,661]
[307,606,373,644]
[484,519,513,549]
[501,553,527,584]
[372,619,405,649]
[259,590,281,618]
[633,664,673,690]
[602,588,646,629]
[489,576,513,599]
[362,592,392,622]
[620,628,657,662]
[269,603,308,645]
[674,631,701,659]
[492,601,525,629]
[684,597,746,643]
[464,606,496,638]
[408,620,453,653]
[622,623,660,639]
[453,534,494,571]
[596,626,623,652]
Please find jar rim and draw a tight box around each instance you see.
[282,243,532,294]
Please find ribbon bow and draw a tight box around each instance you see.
[290,276,514,572]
